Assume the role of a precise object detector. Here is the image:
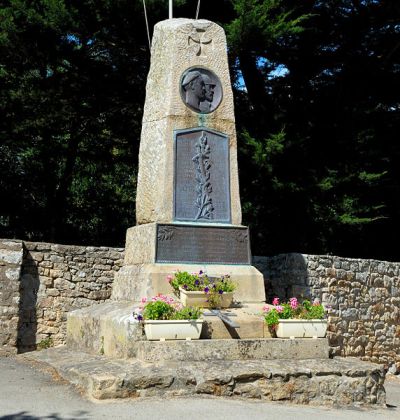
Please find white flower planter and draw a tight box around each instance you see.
[144,319,204,341]
[179,288,233,308]
[275,319,327,338]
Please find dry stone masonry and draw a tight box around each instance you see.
[0,239,123,354]
[254,253,400,373]
[2,238,399,373]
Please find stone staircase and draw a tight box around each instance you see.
[17,299,386,408]
[20,346,386,406]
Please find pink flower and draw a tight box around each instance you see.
[275,305,284,313]
[289,297,298,309]
[263,305,270,313]
[166,275,173,283]
[141,297,147,304]
[272,297,280,306]
[313,298,321,306]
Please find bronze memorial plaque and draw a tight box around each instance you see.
[174,128,231,223]
[156,224,251,265]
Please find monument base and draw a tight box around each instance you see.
[115,222,266,303]
[111,263,265,303]
[124,223,252,265]
[20,347,386,406]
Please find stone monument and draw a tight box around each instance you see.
[30,17,386,407]
[112,18,265,304]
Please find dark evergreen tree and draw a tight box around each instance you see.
[1,0,399,260]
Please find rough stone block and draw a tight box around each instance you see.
[67,302,143,358]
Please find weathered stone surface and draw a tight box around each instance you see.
[0,239,23,355]
[19,347,387,407]
[201,305,269,339]
[67,301,143,359]
[136,19,241,225]
[112,263,265,303]
[136,338,329,363]
[254,253,400,372]
[2,237,399,371]
[0,239,124,353]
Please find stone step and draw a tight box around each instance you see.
[19,347,386,407]
[201,306,271,339]
[135,338,329,362]
[66,302,272,359]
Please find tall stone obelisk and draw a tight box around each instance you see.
[112,19,265,304]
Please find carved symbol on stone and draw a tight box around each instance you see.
[157,226,175,241]
[180,67,223,114]
[192,132,214,220]
[235,231,248,243]
[188,28,212,56]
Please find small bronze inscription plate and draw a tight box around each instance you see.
[156,224,251,265]
[180,67,223,114]
[174,128,231,223]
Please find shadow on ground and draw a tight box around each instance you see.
[0,411,89,420]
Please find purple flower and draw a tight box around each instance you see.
[183,284,188,290]
[218,290,223,295]
[204,287,209,294]
[137,314,143,321]
[195,280,200,286]
[199,270,203,275]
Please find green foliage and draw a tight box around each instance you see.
[170,271,199,294]
[172,306,202,320]
[37,337,53,350]
[263,298,326,329]
[227,0,310,51]
[0,0,399,261]
[168,271,236,308]
[137,295,202,321]
[142,300,176,321]
[170,271,235,293]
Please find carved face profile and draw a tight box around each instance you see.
[181,71,206,111]
[203,74,216,103]
[180,67,222,114]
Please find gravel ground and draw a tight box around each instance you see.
[0,356,398,420]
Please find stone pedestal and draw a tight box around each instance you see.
[112,222,265,303]
[111,18,266,304]
[136,19,241,225]
[112,263,265,303]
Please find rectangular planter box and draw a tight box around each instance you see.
[144,319,204,341]
[276,319,327,338]
[179,288,233,308]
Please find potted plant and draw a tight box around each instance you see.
[167,270,236,308]
[263,297,327,338]
[133,294,203,340]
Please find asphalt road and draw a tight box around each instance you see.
[0,356,398,420]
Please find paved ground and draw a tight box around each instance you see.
[0,356,398,420]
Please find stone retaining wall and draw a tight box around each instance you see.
[0,240,23,355]
[0,239,124,354]
[253,254,400,373]
[1,239,399,372]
